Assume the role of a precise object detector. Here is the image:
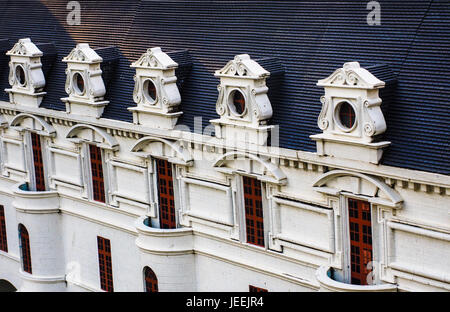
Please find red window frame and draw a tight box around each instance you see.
[0,205,7,253]
[31,132,45,191]
[156,158,176,229]
[243,176,264,247]
[18,224,31,274]
[89,145,106,203]
[97,236,114,292]
[249,285,268,292]
[348,198,373,285]
[144,266,159,292]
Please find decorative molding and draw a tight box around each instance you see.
[130,136,193,166]
[131,47,177,70]
[10,113,56,137]
[313,169,403,208]
[66,124,119,150]
[213,151,287,184]
[215,54,269,79]
[6,38,43,58]
[317,62,385,89]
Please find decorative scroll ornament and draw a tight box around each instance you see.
[6,38,43,57]
[317,62,384,89]
[133,75,142,104]
[317,96,329,130]
[216,85,226,116]
[215,54,269,79]
[131,47,177,70]
[362,99,386,137]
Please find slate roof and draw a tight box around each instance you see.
[0,0,448,175]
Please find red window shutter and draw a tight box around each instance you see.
[348,198,373,285]
[243,176,264,247]
[97,236,114,292]
[144,266,159,292]
[19,224,32,274]
[89,145,106,203]
[156,159,176,229]
[249,285,268,292]
[0,205,7,253]
[31,133,45,191]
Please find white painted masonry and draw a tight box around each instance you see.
[0,40,448,292]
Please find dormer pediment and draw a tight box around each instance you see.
[131,47,178,70]
[317,62,384,89]
[62,43,103,64]
[6,38,43,57]
[215,54,270,79]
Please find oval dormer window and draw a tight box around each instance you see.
[73,72,85,95]
[143,79,157,104]
[229,89,246,116]
[15,64,26,87]
[336,101,356,130]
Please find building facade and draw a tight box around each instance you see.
[0,0,449,292]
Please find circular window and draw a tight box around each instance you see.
[73,72,85,95]
[336,101,356,130]
[143,79,157,104]
[15,65,26,86]
[228,89,246,116]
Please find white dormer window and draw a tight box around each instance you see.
[211,54,273,147]
[311,62,391,164]
[61,43,109,118]
[129,47,182,129]
[5,38,46,107]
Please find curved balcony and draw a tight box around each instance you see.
[134,216,194,256]
[315,266,397,292]
[12,183,59,214]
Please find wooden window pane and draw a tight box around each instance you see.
[249,285,268,292]
[97,236,113,292]
[89,145,105,203]
[0,205,7,253]
[19,224,32,274]
[31,133,45,191]
[144,266,159,292]
[348,198,373,285]
[156,159,176,229]
[243,176,264,247]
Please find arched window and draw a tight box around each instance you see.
[18,224,32,274]
[144,266,158,292]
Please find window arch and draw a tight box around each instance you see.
[144,266,158,292]
[18,224,32,274]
